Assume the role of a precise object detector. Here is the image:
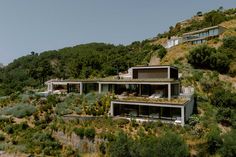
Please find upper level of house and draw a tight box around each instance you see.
[182,25,225,44]
[131,65,178,80]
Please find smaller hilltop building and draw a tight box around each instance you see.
[182,25,225,44]
[165,25,225,48]
[45,65,194,126]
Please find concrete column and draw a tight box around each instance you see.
[168,67,170,79]
[47,84,49,92]
[79,83,83,95]
[110,102,114,116]
[49,83,53,92]
[168,83,171,100]
[181,106,185,126]
[98,83,102,93]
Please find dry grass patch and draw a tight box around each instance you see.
[161,44,193,65]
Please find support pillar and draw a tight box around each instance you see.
[48,83,53,92]
[80,83,83,95]
[181,107,185,126]
[99,83,102,93]
[168,83,171,100]
[110,102,114,116]
[168,67,170,79]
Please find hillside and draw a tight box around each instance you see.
[0,8,236,157]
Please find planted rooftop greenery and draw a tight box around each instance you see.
[118,97,189,105]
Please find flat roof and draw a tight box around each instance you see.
[47,78,179,85]
[183,25,225,36]
[131,65,178,70]
[99,79,179,84]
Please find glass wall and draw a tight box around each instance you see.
[113,103,181,120]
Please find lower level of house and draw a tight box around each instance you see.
[110,97,194,126]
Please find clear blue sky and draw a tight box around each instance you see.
[0,0,235,65]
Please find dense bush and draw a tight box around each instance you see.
[4,125,14,134]
[129,135,158,157]
[221,36,236,50]
[0,134,5,141]
[27,132,62,156]
[204,10,226,26]
[216,108,234,126]
[108,131,189,157]
[0,104,36,118]
[73,127,96,140]
[155,132,189,157]
[211,87,236,108]
[188,45,230,73]
[108,131,131,157]
[220,130,236,157]
[99,132,115,142]
[114,118,130,127]
[55,102,73,116]
[207,129,222,155]
[188,114,200,126]
[152,44,167,59]
[84,127,96,140]
[74,127,85,139]
[188,36,236,75]
[188,45,215,68]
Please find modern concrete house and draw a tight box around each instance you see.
[182,25,225,44]
[46,65,194,126]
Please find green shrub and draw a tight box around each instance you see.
[188,45,216,69]
[4,125,14,134]
[222,36,236,50]
[155,131,189,157]
[188,115,200,126]
[99,132,115,142]
[114,118,129,126]
[216,108,233,126]
[84,127,96,140]
[211,86,236,108]
[27,132,62,156]
[99,142,107,155]
[55,102,73,116]
[129,134,159,157]
[74,127,85,139]
[0,134,5,141]
[108,131,131,157]
[207,129,222,155]
[0,116,11,123]
[188,45,230,74]
[220,130,236,157]
[142,121,156,131]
